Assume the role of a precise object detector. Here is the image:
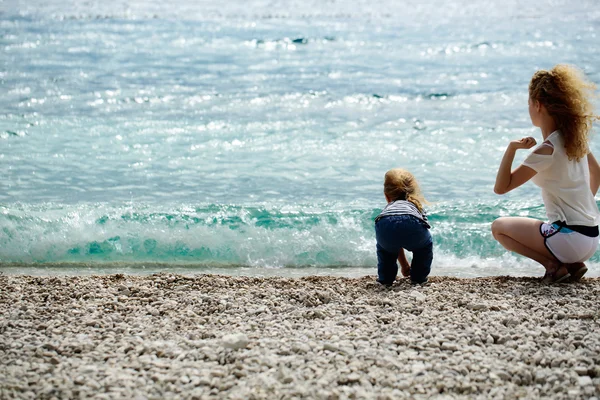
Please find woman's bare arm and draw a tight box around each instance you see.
[494,137,540,194]
[588,152,600,195]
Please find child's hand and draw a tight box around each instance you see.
[509,137,537,150]
[400,262,410,278]
[398,249,410,277]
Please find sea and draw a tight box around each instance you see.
[1,0,600,277]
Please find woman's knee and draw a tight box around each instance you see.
[491,217,507,239]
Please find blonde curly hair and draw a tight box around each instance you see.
[383,168,428,212]
[529,64,600,160]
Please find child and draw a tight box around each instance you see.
[375,168,433,285]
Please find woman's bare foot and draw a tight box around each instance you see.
[554,265,571,283]
[565,262,587,281]
[541,262,570,284]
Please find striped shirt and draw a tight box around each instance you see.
[375,200,430,228]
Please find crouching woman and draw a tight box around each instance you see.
[492,64,600,282]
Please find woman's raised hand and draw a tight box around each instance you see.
[510,137,537,150]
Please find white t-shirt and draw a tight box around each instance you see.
[522,130,600,226]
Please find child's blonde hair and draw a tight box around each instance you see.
[384,168,427,212]
[529,64,600,160]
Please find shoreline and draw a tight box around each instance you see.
[1,274,599,399]
[2,264,599,279]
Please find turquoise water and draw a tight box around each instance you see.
[1,0,600,277]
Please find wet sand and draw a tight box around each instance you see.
[1,274,599,399]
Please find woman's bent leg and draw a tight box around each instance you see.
[491,217,561,273]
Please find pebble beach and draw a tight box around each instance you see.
[1,274,600,399]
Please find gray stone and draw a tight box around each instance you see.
[292,342,311,353]
[323,343,343,353]
[496,371,511,381]
[468,303,487,311]
[222,333,249,350]
[441,342,458,351]
[578,376,593,386]
[535,371,546,384]
[410,291,426,302]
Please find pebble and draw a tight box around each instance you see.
[198,377,211,386]
[578,376,593,386]
[221,333,249,350]
[468,303,487,311]
[291,342,311,353]
[441,342,458,351]
[495,371,510,381]
[88,380,101,390]
[1,274,600,399]
[323,343,343,353]
[81,365,97,373]
[409,291,426,302]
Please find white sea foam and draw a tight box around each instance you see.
[1,202,599,277]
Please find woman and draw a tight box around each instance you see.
[492,64,600,283]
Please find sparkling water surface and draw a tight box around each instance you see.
[1,0,600,276]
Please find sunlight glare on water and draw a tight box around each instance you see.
[1,0,599,276]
